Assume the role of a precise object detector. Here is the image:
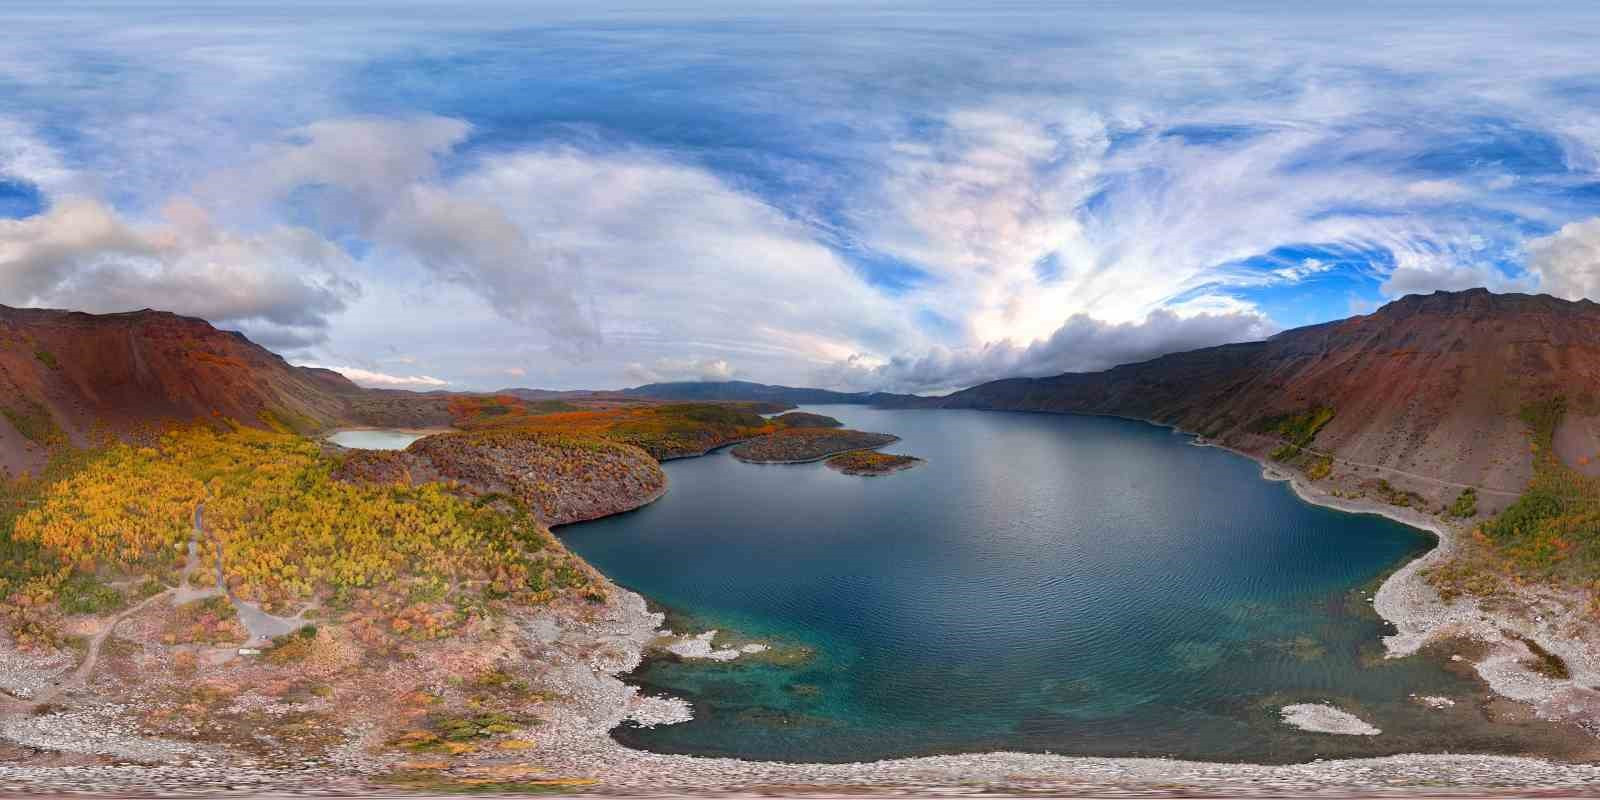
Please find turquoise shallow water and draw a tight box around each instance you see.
[325,430,429,450]
[559,407,1577,764]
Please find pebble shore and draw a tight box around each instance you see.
[8,429,1600,795]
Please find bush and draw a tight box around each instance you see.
[1448,488,1478,518]
[55,575,126,615]
[1257,406,1335,449]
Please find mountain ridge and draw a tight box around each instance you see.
[10,288,1599,513]
[0,304,452,476]
[618,379,916,406]
[924,288,1600,510]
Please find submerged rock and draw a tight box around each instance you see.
[661,630,769,662]
[1280,703,1381,735]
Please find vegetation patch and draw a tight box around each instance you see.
[32,349,59,369]
[14,425,597,615]
[1303,456,1333,481]
[1,400,64,447]
[1,443,96,644]
[1365,478,1426,509]
[264,625,320,664]
[1449,488,1479,518]
[445,400,778,461]
[825,450,922,476]
[1259,406,1335,460]
[1476,397,1600,577]
[54,574,127,615]
[1425,549,1507,603]
[165,596,246,645]
[732,429,898,463]
[771,412,843,429]
[393,711,532,753]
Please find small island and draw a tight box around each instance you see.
[731,428,898,463]
[825,450,923,476]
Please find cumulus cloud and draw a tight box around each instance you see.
[298,363,449,389]
[1526,218,1600,301]
[0,197,357,343]
[442,146,919,369]
[819,308,1277,394]
[201,116,597,345]
[10,8,1600,391]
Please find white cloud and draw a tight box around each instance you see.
[9,7,1600,394]
[1273,258,1332,282]
[197,116,598,345]
[441,146,920,374]
[297,363,448,389]
[0,117,75,196]
[0,196,357,343]
[625,357,739,385]
[818,308,1277,394]
[1526,218,1600,301]
[199,116,471,234]
[857,103,1545,356]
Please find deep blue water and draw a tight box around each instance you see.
[559,407,1575,764]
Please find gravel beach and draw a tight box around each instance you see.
[6,424,1600,795]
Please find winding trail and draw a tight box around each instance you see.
[1268,439,1524,496]
[26,588,173,709]
[192,503,311,644]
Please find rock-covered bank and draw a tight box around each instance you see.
[9,416,1600,795]
[10,571,1600,796]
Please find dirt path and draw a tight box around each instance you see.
[1247,436,1525,496]
[26,588,173,709]
[193,503,310,645]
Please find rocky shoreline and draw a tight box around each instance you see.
[13,566,1600,797]
[10,415,1600,794]
[498,423,1600,793]
[476,572,1600,796]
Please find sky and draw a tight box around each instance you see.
[2,2,1600,393]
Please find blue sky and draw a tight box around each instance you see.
[2,2,1600,392]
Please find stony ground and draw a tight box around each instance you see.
[10,560,1600,798]
[7,438,1600,796]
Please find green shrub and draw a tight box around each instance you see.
[1257,406,1335,448]
[55,574,126,615]
[1,401,62,445]
[1448,488,1478,518]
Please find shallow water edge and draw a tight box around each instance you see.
[548,407,1600,778]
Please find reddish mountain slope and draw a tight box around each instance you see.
[935,289,1600,510]
[0,306,417,476]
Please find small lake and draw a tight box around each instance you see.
[325,429,431,450]
[559,406,1582,764]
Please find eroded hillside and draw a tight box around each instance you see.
[937,290,1600,513]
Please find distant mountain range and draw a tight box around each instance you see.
[8,289,1598,507]
[617,380,917,406]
